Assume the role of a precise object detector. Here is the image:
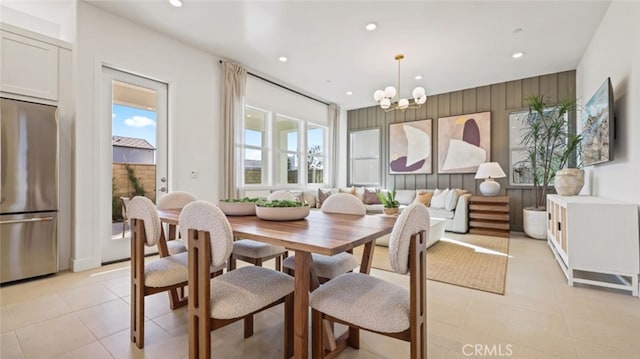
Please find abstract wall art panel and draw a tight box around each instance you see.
[437,111,491,173]
[389,119,432,174]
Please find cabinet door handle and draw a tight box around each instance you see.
[557,222,562,231]
[548,212,551,220]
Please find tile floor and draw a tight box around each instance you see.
[1,232,639,358]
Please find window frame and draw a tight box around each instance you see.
[240,105,330,191]
[349,128,381,187]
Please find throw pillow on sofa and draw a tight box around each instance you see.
[362,188,381,204]
[339,187,356,195]
[445,188,466,211]
[317,188,332,208]
[414,191,433,206]
[430,188,449,209]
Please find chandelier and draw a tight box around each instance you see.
[373,54,427,112]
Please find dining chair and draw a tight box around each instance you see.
[282,193,363,284]
[309,203,428,359]
[181,201,294,359]
[127,196,225,349]
[156,191,197,255]
[119,196,130,239]
[227,190,292,272]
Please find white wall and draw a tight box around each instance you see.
[0,1,75,43]
[576,2,640,207]
[73,2,222,270]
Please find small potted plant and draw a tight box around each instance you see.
[377,189,400,216]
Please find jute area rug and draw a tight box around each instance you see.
[356,233,510,295]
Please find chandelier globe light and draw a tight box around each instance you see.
[373,54,427,112]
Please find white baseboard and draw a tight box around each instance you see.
[70,256,101,272]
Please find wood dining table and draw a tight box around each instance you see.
[157,208,397,359]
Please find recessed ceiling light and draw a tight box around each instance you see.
[278,56,288,62]
[512,52,524,59]
[365,23,377,31]
[346,91,353,95]
[415,75,423,80]
[513,28,523,34]
[169,0,183,8]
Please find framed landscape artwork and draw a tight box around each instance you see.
[437,112,491,173]
[582,77,614,166]
[389,119,432,174]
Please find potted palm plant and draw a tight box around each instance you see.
[520,94,582,239]
[377,189,400,216]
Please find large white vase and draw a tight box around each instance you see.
[523,208,547,239]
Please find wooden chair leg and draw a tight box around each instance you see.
[275,255,282,271]
[243,316,254,338]
[348,326,359,349]
[284,293,294,359]
[255,258,263,267]
[227,254,237,272]
[132,280,144,349]
[131,218,145,349]
[312,309,324,359]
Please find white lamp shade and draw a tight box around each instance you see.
[475,162,506,179]
[416,95,427,104]
[373,90,385,102]
[380,98,391,109]
[398,98,409,109]
[412,86,425,99]
[384,86,396,98]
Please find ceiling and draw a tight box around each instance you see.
[85,0,610,110]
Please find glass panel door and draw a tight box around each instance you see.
[101,67,168,263]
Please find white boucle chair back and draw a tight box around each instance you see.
[127,196,161,246]
[267,190,295,201]
[179,201,234,268]
[321,193,366,215]
[389,203,430,274]
[157,191,197,210]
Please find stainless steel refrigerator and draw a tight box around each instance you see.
[1,97,58,283]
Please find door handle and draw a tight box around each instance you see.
[159,187,167,193]
[0,217,54,225]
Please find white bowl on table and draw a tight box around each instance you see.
[255,205,310,221]
[218,202,257,216]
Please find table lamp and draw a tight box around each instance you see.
[475,162,506,196]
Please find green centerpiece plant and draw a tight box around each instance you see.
[256,199,306,208]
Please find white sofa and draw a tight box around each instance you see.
[298,188,470,234]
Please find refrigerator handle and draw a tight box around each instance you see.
[0,217,55,225]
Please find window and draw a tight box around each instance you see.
[276,116,300,185]
[307,124,325,184]
[350,129,380,186]
[241,106,328,188]
[243,108,268,185]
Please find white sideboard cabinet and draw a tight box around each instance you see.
[547,195,639,296]
[1,30,59,100]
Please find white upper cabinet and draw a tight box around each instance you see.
[1,30,58,101]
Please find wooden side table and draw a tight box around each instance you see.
[469,196,510,238]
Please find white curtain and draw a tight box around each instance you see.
[221,61,247,199]
[329,103,341,187]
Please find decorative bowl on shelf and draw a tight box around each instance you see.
[218,197,260,216]
[255,200,310,221]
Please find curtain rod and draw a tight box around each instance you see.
[219,60,330,106]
